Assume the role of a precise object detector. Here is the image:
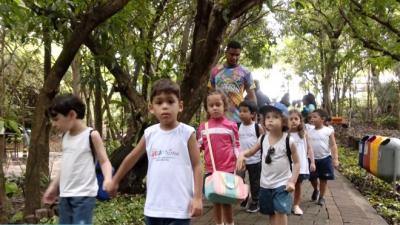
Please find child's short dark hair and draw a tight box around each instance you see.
[150,78,180,102]
[313,109,329,120]
[239,100,257,113]
[48,94,85,119]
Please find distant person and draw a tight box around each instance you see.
[272,93,290,117]
[105,79,203,225]
[308,109,339,206]
[209,40,257,124]
[246,80,271,110]
[43,94,113,224]
[302,93,316,123]
[198,90,240,225]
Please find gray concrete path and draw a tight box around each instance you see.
[193,170,388,225]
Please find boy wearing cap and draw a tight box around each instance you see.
[237,105,300,225]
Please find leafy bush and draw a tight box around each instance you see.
[94,194,144,225]
[375,115,399,129]
[338,148,400,224]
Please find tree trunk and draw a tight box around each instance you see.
[94,59,103,135]
[180,0,264,123]
[0,25,8,224]
[71,53,81,96]
[24,0,131,216]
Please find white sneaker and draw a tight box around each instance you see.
[293,205,303,215]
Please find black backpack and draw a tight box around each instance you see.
[260,133,293,171]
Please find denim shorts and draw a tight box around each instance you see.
[59,196,96,224]
[259,185,292,215]
[145,216,191,225]
[310,156,335,180]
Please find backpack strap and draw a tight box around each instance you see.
[286,134,293,171]
[255,123,260,138]
[89,129,96,164]
[260,134,266,160]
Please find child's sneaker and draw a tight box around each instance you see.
[246,203,259,213]
[293,205,303,215]
[311,189,319,201]
[317,197,325,206]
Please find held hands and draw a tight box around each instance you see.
[190,197,203,217]
[104,179,118,197]
[236,153,247,171]
[285,181,295,192]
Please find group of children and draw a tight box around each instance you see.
[42,78,339,225]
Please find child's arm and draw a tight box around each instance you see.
[286,143,300,192]
[91,130,113,188]
[187,132,203,217]
[305,132,316,172]
[329,132,339,168]
[236,141,261,171]
[42,171,60,205]
[104,136,146,196]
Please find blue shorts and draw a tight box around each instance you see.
[59,196,96,224]
[145,216,190,225]
[310,156,335,180]
[259,185,292,215]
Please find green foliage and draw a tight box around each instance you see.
[338,148,400,224]
[374,115,399,129]
[5,181,19,197]
[94,195,144,225]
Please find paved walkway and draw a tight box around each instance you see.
[193,170,388,225]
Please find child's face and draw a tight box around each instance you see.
[50,113,73,133]
[310,112,323,127]
[263,111,283,132]
[207,94,225,119]
[289,113,301,130]
[239,106,254,123]
[149,92,182,126]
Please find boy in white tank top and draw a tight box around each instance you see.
[105,79,203,225]
[42,94,113,224]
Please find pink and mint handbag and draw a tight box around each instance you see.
[204,122,249,204]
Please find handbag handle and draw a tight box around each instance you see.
[205,122,217,172]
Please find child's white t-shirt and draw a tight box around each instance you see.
[308,126,333,159]
[291,132,309,175]
[260,133,294,189]
[238,122,261,164]
[144,123,195,219]
[60,127,97,197]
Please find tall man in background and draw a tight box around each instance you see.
[209,41,257,124]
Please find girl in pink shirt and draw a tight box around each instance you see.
[197,90,240,225]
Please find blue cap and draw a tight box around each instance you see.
[259,102,289,117]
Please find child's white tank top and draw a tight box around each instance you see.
[60,127,97,197]
[144,123,195,219]
[291,132,309,175]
